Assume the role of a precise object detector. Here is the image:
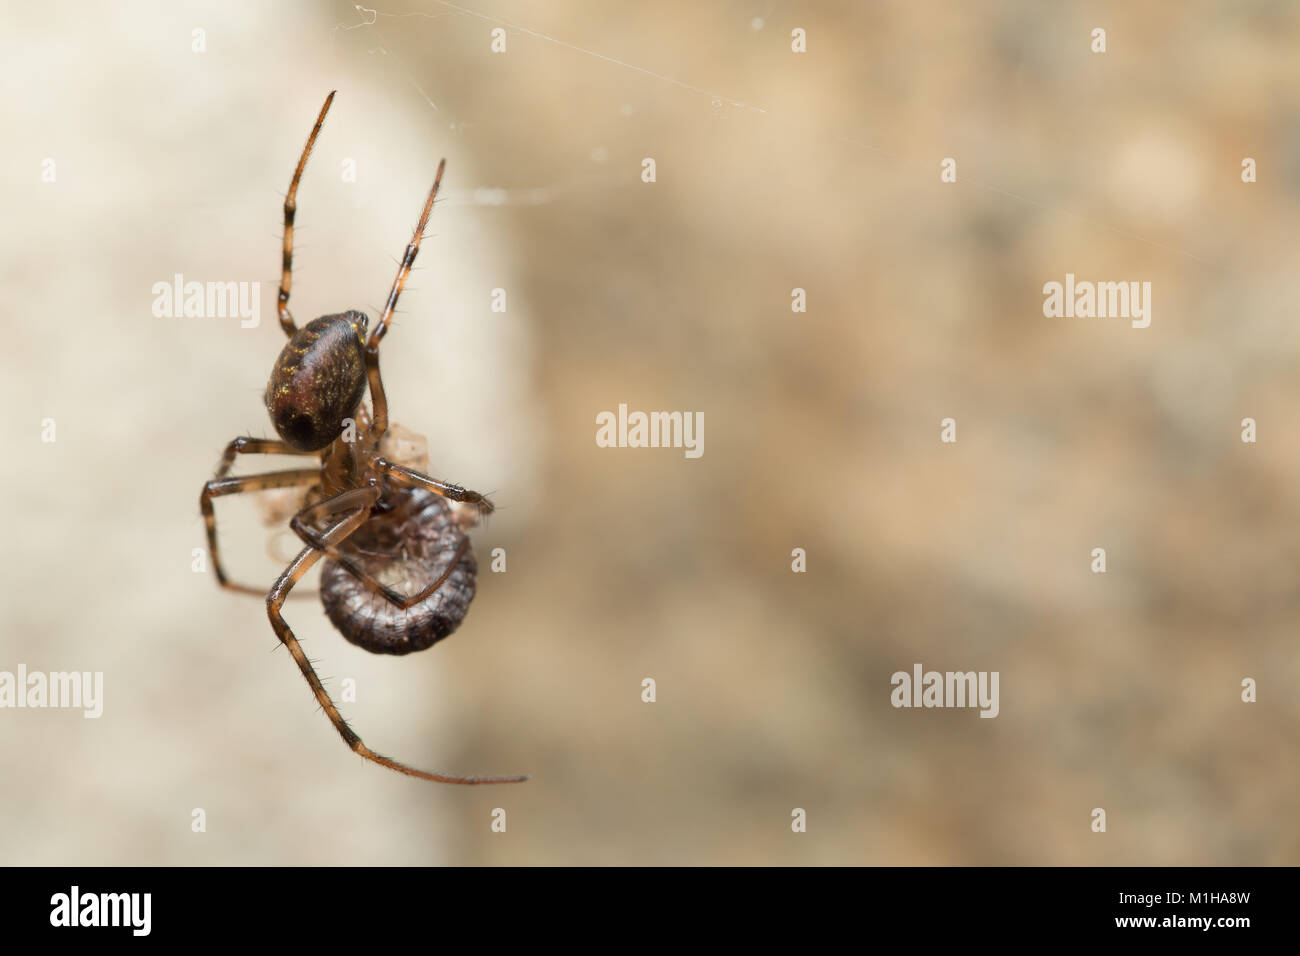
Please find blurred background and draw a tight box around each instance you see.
[2,0,1298,865]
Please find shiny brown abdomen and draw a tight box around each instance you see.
[320,488,478,655]
[265,311,369,452]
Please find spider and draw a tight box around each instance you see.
[199,91,526,785]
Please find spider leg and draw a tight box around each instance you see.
[200,468,319,595]
[214,435,319,479]
[376,458,494,517]
[267,514,528,785]
[287,486,380,568]
[279,91,336,338]
[365,159,445,436]
[290,486,473,612]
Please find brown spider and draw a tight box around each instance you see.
[199,91,526,785]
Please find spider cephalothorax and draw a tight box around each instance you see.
[198,91,524,786]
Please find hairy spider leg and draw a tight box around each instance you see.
[200,467,320,596]
[378,458,495,517]
[365,159,445,437]
[214,436,318,478]
[291,486,472,611]
[267,508,528,785]
[279,90,336,338]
